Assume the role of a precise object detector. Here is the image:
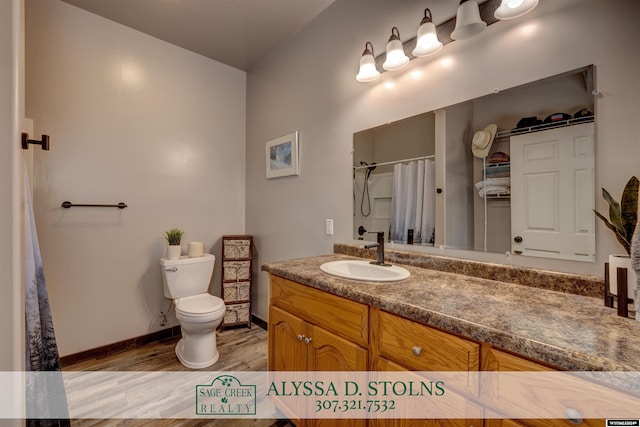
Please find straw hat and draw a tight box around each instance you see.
[471,124,497,159]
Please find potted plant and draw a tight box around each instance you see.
[594,176,638,300]
[163,228,186,260]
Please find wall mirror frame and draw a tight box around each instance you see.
[353,65,596,263]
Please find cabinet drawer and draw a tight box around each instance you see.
[378,310,479,372]
[482,347,555,372]
[270,275,368,347]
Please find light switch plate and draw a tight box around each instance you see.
[325,219,334,235]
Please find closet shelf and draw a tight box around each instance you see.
[483,194,511,200]
[494,116,594,140]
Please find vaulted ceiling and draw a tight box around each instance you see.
[61,0,336,71]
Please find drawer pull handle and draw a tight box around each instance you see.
[411,346,423,356]
[297,334,305,341]
[304,337,313,345]
[563,408,583,425]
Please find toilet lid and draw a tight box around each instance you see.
[175,294,224,315]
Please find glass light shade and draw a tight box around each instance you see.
[356,51,380,82]
[494,0,539,20]
[382,28,409,71]
[412,21,443,57]
[451,0,487,40]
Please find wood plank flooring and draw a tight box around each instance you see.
[63,326,291,427]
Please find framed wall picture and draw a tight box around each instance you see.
[265,131,299,179]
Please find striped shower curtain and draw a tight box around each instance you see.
[24,169,70,426]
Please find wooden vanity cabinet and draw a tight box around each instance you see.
[269,275,368,427]
[269,275,626,427]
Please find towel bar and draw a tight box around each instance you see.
[61,201,127,209]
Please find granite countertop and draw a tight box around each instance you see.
[262,253,640,372]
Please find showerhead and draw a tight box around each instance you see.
[360,161,377,173]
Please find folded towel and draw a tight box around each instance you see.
[478,186,510,197]
[475,177,510,191]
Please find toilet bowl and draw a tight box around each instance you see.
[161,254,226,369]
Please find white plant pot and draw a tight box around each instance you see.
[608,254,637,300]
[167,245,182,260]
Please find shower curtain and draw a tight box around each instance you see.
[24,170,70,426]
[389,159,435,245]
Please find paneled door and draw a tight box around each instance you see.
[510,123,595,262]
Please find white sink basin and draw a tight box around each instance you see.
[319,260,410,282]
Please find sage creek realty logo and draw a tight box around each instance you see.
[196,375,256,415]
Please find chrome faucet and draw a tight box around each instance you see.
[364,231,391,266]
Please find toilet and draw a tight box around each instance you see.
[160,253,226,369]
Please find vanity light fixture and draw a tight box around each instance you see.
[451,0,487,40]
[356,42,381,82]
[355,0,536,82]
[412,8,443,57]
[494,0,539,20]
[382,27,410,71]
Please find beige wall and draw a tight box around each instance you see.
[26,0,246,356]
[0,0,25,380]
[246,0,640,321]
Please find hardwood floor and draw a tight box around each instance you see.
[63,326,291,427]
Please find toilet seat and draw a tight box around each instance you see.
[175,294,225,320]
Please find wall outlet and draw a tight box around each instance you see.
[325,219,334,235]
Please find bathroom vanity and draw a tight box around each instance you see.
[263,244,640,426]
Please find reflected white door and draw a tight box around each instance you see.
[510,123,595,262]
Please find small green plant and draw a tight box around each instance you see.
[162,228,186,246]
[594,176,639,256]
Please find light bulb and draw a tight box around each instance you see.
[495,0,538,20]
[382,27,409,71]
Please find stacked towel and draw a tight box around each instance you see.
[475,177,510,197]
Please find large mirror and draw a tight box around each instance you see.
[353,65,595,262]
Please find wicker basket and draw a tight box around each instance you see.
[222,261,250,281]
[223,239,251,260]
[223,303,250,324]
[223,282,250,302]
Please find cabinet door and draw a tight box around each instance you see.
[372,357,483,427]
[482,348,610,427]
[307,326,367,427]
[307,324,368,371]
[269,305,306,371]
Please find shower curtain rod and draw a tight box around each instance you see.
[353,155,435,171]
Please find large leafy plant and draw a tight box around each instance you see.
[162,228,186,246]
[594,176,639,256]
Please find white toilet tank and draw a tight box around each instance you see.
[161,254,215,299]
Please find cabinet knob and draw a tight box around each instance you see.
[411,346,423,356]
[563,408,583,425]
[304,337,313,345]
[297,334,305,341]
